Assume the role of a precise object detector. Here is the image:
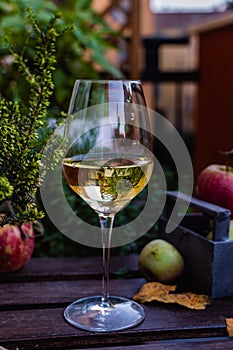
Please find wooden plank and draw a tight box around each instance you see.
[2,339,233,350]
[1,256,233,349]
[190,12,233,34]
[1,283,233,349]
[0,255,139,282]
[129,0,140,78]
[84,338,233,350]
[100,0,122,16]
[0,278,145,309]
[2,275,233,320]
[0,304,230,350]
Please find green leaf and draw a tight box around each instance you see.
[0,1,14,13]
[0,176,14,201]
[92,51,123,78]
[74,0,93,11]
[1,14,25,30]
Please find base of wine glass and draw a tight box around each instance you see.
[64,295,145,332]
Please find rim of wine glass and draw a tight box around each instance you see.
[75,79,142,84]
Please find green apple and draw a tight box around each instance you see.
[139,239,185,283]
[229,220,233,240]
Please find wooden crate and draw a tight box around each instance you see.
[158,191,232,298]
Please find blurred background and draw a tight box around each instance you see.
[92,0,233,177]
[0,0,232,256]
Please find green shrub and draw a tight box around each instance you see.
[0,2,123,257]
[0,0,121,112]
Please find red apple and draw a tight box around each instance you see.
[197,164,233,216]
[0,222,35,272]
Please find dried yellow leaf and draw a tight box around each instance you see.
[133,282,210,310]
[226,318,233,337]
[133,282,176,303]
[171,292,210,310]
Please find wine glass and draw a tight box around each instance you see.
[62,80,154,332]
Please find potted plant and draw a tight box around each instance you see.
[0,8,68,272]
[0,1,122,262]
[0,1,124,259]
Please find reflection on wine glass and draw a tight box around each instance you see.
[62,80,154,332]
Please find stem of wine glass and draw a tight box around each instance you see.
[99,213,114,307]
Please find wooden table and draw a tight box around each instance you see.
[0,255,233,349]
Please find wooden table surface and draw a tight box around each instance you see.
[0,255,233,350]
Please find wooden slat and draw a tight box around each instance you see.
[101,0,123,16]
[0,255,139,282]
[130,0,140,78]
[0,276,233,349]
[0,278,145,309]
[190,12,233,34]
[84,338,233,350]
[0,304,230,350]
[94,0,141,78]
[1,256,233,350]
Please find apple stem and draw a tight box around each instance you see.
[5,199,15,216]
[4,200,28,240]
[18,225,29,240]
[225,155,230,173]
[218,149,233,173]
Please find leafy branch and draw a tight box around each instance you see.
[0,8,67,226]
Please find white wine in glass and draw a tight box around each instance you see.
[62,80,154,332]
